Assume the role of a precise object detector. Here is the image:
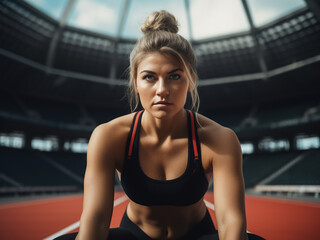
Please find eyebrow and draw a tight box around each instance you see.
[139,68,184,75]
[168,68,184,74]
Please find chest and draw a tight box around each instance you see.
[119,121,211,206]
[138,137,189,181]
[138,136,213,181]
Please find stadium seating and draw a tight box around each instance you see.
[0,147,82,188]
[269,149,320,185]
[85,104,120,125]
[0,91,26,117]
[243,151,300,188]
[0,147,123,195]
[21,95,82,124]
[0,176,13,187]
[204,105,251,129]
[256,98,320,125]
[46,151,86,177]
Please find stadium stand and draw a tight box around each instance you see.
[0,91,26,118]
[202,104,252,129]
[0,147,82,187]
[0,147,85,196]
[268,149,320,185]
[0,174,16,187]
[85,104,122,125]
[256,98,320,125]
[46,151,86,178]
[252,149,320,198]
[20,95,82,124]
[243,151,300,188]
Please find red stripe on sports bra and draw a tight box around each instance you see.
[128,110,143,159]
[189,110,199,160]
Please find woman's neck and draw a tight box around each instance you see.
[141,109,187,143]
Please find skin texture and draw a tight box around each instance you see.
[76,53,248,240]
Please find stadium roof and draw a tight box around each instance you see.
[24,0,306,40]
[1,0,319,107]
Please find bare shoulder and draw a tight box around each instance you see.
[87,112,136,169]
[91,112,135,141]
[196,113,241,155]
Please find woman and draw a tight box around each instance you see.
[56,10,265,240]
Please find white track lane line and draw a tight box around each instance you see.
[204,199,215,210]
[43,194,128,240]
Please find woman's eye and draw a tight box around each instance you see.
[169,74,181,80]
[143,75,155,81]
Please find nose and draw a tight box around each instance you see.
[156,78,169,97]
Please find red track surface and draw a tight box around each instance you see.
[0,192,319,240]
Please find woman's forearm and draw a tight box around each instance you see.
[76,214,109,240]
[218,220,248,240]
[76,226,108,240]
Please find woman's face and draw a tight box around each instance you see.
[136,52,190,119]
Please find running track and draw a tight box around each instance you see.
[0,192,319,240]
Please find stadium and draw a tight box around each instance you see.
[0,0,319,239]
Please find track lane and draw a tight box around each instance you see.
[43,194,129,240]
[245,195,320,240]
[0,192,127,240]
[1,192,320,240]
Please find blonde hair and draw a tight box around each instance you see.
[127,10,200,112]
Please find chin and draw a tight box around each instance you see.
[152,110,171,119]
[148,107,184,120]
[143,107,170,119]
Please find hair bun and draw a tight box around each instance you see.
[141,10,179,34]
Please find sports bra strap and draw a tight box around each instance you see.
[127,110,199,160]
[188,110,199,160]
[128,110,143,159]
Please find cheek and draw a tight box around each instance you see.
[135,80,144,95]
[136,81,154,99]
[174,82,189,96]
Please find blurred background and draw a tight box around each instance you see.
[0,0,320,203]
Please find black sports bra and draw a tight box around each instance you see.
[120,110,208,206]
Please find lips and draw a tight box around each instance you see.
[153,101,173,105]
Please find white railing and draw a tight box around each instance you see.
[254,185,320,198]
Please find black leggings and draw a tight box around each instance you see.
[54,210,265,240]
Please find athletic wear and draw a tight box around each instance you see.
[54,110,266,240]
[120,110,209,206]
[118,208,217,240]
[54,210,265,240]
[53,209,217,240]
[118,210,264,240]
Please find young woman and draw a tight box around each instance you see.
[56,10,265,240]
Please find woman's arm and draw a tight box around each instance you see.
[76,124,117,240]
[212,127,248,240]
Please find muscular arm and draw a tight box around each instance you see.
[211,127,248,240]
[76,124,117,240]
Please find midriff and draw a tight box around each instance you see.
[126,198,207,240]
